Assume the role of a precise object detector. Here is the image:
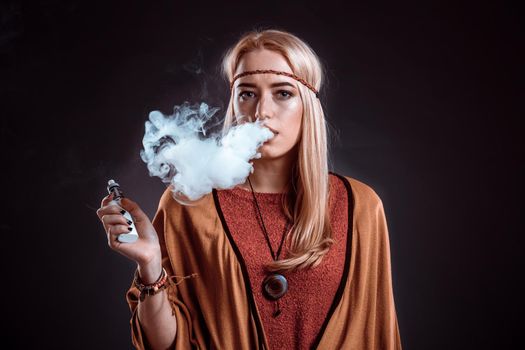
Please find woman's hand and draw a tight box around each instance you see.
[96,193,162,282]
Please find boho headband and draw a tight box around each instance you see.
[230,69,319,98]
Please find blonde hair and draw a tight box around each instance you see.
[221,28,334,274]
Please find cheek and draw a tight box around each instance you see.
[233,101,255,122]
[287,101,303,133]
[280,109,303,143]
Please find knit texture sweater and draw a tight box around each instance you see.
[215,173,348,350]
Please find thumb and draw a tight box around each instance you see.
[119,197,148,223]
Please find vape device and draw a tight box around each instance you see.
[106,179,138,243]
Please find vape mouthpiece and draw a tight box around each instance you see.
[107,179,124,200]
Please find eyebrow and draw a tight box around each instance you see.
[236,81,296,89]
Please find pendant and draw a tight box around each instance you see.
[262,274,288,300]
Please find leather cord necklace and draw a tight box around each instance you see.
[248,176,292,318]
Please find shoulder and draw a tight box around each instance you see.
[152,185,217,239]
[330,174,390,245]
[156,185,177,213]
[157,184,214,210]
[330,172,384,211]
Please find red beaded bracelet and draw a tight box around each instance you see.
[133,267,200,302]
[134,267,169,302]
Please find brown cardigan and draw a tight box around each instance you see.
[126,173,402,349]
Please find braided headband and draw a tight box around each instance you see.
[230,69,319,98]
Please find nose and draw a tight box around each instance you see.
[254,93,274,122]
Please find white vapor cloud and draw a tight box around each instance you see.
[140,102,275,202]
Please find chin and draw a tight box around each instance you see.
[258,146,293,161]
[257,147,278,160]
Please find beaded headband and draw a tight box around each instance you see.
[230,69,319,98]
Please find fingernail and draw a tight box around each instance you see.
[120,209,126,215]
[128,226,133,232]
[126,220,132,225]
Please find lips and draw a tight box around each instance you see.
[264,126,279,135]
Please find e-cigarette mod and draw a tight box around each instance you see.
[106,179,138,243]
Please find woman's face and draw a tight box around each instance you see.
[232,49,303,161]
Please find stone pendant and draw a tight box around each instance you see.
[263,274,288,300]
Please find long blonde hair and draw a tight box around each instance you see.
[221,28,334,273]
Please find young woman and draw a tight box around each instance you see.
[97,29,402,349]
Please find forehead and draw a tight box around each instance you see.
[234,49,296,86]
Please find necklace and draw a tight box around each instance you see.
[247,177,292,318]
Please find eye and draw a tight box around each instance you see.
[277,90,294,99]
[238,91,256,100]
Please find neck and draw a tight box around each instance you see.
[238,155,295,194]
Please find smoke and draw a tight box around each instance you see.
[140,101,275,203]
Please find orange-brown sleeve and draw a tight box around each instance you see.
[373,195,402,349]
[125,187,198,349]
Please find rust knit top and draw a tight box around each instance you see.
[215,173,349,350]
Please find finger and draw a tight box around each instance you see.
[119,197,147,223]
[101,213,132,227]
[100,192,115,208]
[107,223,133,236]
[107,226,121,248]
[96,202,126,220]
[106,224,134,244]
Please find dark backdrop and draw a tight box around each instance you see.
[1,1,521,349]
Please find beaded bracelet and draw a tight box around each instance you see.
[134,267,169,302]
[133,267,200,302]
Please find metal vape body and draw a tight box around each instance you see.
[107,179,138,243]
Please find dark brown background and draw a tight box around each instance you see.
[1,1,521,348]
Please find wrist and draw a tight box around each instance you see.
[137,257,162,284]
